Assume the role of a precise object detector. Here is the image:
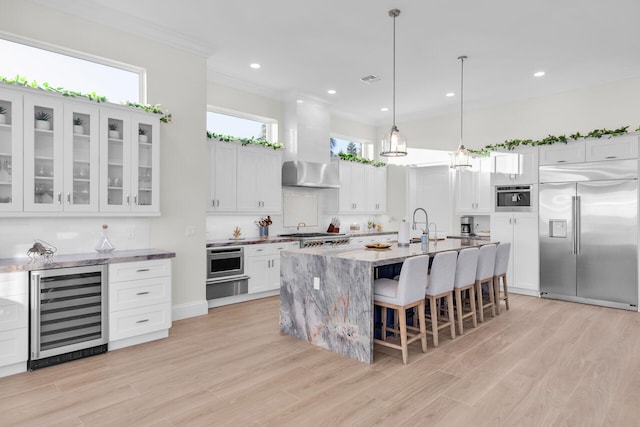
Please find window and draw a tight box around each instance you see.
[0,38,141,104]
[207,109,277,141]
[331,137,374,159]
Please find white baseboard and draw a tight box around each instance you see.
[172,299,208,321]
[109,330,169,351]
[509,287,540,297]
[0,361,27,378]
[207,290,279,308]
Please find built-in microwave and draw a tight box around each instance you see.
[495,185,535,212]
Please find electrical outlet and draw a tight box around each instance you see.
[313,277,320,290]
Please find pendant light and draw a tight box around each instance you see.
[380,8,407,157]
[450,55,472,169]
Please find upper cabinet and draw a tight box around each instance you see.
[492,145,538,185]
[538,140,585,166]
[0,88,23,213]
[0,83,161,216]
[326,160,387,214]
[208,141,283,214]
[99,109,160,214]
[585,134,638,162]
[456,156,491,215]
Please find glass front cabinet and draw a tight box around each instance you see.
[0,88,23,212]
[100,110,159,213]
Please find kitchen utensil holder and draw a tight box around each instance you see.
[259,226,269,237]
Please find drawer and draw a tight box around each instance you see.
[539,141,585,165]
[109,276,171,312]
[109,259,171,283]
[0,293,28,332]
[109,302,171,341]
[0,328,28,367]
[0,272,28,298]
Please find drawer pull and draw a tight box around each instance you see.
[605,156,617,159]
[136,319,150,324]
[136,268,150,273]
[136,291,150,295]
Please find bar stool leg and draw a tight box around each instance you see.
[398,307,408,364]
[428,295,439,347]
[447,293,456,339]
[418,300,427,353]
[455,288,464,335]
[475,280,484,323]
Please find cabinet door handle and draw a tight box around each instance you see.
[126,195,130,206]
[57,192,62,204]
[136,319,150,324]
[67,193,71,204]
[134,195,138,205]
[136,291,150,295]
[605,156,617,159]
[137,268,150,273]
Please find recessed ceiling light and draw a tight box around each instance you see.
[380,107,389,112]
[446,92,455,97]
[327,89,337,95]
[250,63,261,69]
[296,99,304,104]
[534,71,545,77]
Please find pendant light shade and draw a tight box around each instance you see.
[380,8,407,157]
[451,55,472,169]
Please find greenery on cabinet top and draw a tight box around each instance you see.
[337,152,385,167]
[470,125,640,156]
[0,74,171,123]
[207,131,284,150]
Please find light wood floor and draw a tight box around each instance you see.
[2,294,640,426]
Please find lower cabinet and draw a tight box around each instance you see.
[108,259,172,350]
[0,272,28,378]
[245,242,298,294]
[491,212,539,294]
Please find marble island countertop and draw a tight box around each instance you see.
[0,248,176,273]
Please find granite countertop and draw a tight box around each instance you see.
[206,236,298,248]
[346,230,398,237]
[282,239,497,267]
[0,248,176,273]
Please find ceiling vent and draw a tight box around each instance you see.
[360,74,381,83]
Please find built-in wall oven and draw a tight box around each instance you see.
[495,184,536,212]
[29,265,108,370]
[206,247,249,300]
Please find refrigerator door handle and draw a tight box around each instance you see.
[575,195,581,255]
[571,196,577,255]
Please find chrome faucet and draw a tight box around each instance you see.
[296,222,306,231]
[412,208,429,241]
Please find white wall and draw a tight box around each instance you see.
[389,77,640,151]
[0,3,207,317]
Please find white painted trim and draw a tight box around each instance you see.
[207,290,278,308]
[172,300,208,321]
[508,287,540,297]
[0,362,27,378]
[109,329,168,351]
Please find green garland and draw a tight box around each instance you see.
[338,152,385,167]
[469,125,638,156]
[206,131,284,150]
[0,74,172,123]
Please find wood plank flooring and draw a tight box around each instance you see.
[2,294,640,426]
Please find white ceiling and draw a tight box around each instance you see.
[40,0,640,125]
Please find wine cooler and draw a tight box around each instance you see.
[29,265,108,370]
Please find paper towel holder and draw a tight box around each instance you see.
[397,220,410,247]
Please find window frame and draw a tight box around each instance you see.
[206,106,278,143]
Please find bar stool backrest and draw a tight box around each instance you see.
[476,244,497,281]
[454,247,479,289]
[395,255,429,305]
[494,243,511,276]
[426,251,457,296]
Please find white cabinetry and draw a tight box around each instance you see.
[409,165,452,238]
[539,140,585,165]
[245,242,298,293]
[100,110,160,214]
[456,157,491,214]
[492,146,539,185]
[585,135,638,162]
[236,145,282,213]
[490,212,539,295]
[0,88,23,212]
[327,161,387,214]
[108,259,172,350]
[366,166,387,212]
[208,141,283,214]
[208,141,237,212]
[0,272,28,378]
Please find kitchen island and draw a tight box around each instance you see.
[279,239,496,363]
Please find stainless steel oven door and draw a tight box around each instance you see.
[495,185,533,212]
[207,247,244,280]
[206,275,249,300]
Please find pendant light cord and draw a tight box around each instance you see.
[390,9,400,129]
[459,55,466,147]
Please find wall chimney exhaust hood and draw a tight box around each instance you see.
[282,161,340,189]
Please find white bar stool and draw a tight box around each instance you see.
[453,247,479,335]
[374,255,429,364]
[493,242,511,314]
[475,244,497,323]
[425,251,458,347]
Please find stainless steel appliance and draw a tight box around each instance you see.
[282,161,340,188]
[460,216,474,236]
[279,232,350,248]
[495,185,535,212]
[206,247,249,299]
[539,159,638,310]
[29,265,108,370]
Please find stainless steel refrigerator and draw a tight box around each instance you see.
[539,159,638,311]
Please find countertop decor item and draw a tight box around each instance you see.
[0,105,6,124]
[256,216,272,237]
[95,224,115,253]
[73,117,84,134]
[138,127,148,143]
[232,226,242,239]
[26,239,57,263]
[35,111,51,130]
